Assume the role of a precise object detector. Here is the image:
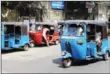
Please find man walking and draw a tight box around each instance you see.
[43,27,50,46]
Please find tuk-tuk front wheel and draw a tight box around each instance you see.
[62,58,72,68]
[23,44,29,51]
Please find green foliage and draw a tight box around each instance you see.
[1,1,34,21]
[1,1,34,9]
[1,1,47,21]
[1,8,19,21]
[1,1,19,9]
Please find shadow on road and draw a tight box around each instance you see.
[1,43,57,54]
[53,58,104,68]
[33,43,56,48]
[1,49,24,54]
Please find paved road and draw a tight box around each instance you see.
[1,37,110,73]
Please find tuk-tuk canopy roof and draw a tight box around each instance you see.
[2,22,58,26]
[35,22,58,26]
[2,22,24,25]
[58,20,107,26]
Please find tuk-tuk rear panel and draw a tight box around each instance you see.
[1,22,30,50]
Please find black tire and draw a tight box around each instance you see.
[23,44,29,51]
[102,53,108,61]
[62,58,72,68]
[108,51,110,57]
[30,43,34,48]
[109,52,110,57]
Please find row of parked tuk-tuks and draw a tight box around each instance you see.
[1,20,110,68]
[1,21,60,51]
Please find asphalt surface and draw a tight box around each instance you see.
[1,37,110,73]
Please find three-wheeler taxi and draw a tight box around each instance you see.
[1,22,30,51]
[58,20,110,68]
[29,22,60,47]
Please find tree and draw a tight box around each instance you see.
[1,1,48,21]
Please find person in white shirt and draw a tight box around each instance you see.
[96,32,102,52]
[96,32,101,44]
[43,27,50,46]
[78,27,84,36]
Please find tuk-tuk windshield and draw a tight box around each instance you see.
[62,24,84,36]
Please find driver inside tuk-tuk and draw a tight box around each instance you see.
[68,24,84,36]
[96,32,102,52]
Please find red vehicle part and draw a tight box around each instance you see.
[29,31,43,44]
[49,32,59,42]
[29,26,60,45]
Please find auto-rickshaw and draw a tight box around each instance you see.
[1,22,30,51]
[58,20,110,68]
[29,22,60,47]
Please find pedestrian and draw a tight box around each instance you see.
[96,32,102,52]
[43,27,50,46]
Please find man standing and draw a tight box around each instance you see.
[43,27,50,46]
[96,32,102,52]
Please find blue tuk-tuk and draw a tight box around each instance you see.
[58,20,110,68]
[1,22,30,51]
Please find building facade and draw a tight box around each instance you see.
[95,3,109,22]
[40,1,64,22]
[2,1,109,22]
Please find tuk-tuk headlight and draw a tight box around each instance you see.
[62,51,67,56]
[77,40,83,44]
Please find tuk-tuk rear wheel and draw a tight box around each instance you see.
[23,44,29,51]
[62,58,72,68]
[102,52,109,61]
[108,51,110,57]
[30,43,34,47]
